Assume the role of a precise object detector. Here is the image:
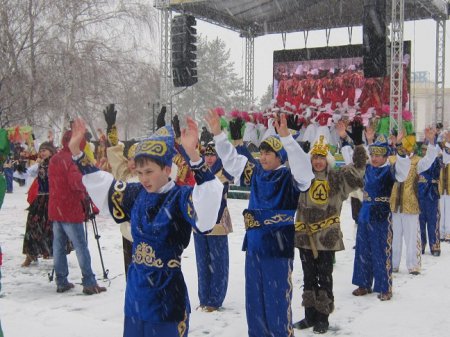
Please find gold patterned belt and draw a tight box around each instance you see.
[295,215,340,234]
[363,196,390,203]
[132,242,181,269]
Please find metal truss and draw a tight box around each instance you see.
[389,0,405,132]
[244,36,255,108]
[435,19,446,124]
[155,0,172,110]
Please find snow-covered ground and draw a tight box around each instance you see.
[1,183,449,337]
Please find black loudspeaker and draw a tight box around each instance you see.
[363,0,387,78]
[171,14,198,87]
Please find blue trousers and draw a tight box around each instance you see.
[193,233,229,308]
[3,168,13,193]
[52,221,97,287]
[419,198,440,253]
[352,215,393,294]
[245,253,294,337]
[124,315,189,337]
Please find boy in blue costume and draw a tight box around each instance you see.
[418,142,442,255]
[206,110,314,337]
[68,118,223,337]
[351,130,411,301]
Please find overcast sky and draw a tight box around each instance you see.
[197,18,450,101]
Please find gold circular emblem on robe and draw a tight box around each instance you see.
[308,179,330,205]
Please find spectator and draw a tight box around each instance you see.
[48,130,106,295]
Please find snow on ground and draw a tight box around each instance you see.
[1,183,449,337]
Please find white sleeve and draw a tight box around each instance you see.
[192,176,224,233]
[243,122,258,145]
[213,132,248,186]
[81,170,114,216]
[394,154,411,182]
[27,163,39,178]
[417,144,439,174]
[341,145,354,165]
[442,146,450,164]
[280,134,314,191]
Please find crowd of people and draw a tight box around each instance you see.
[0,99,448,337]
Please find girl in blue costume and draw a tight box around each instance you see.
[68,118,223,337]
[351,129,411,301]
[193,142,234,312]
[206,110,314,337]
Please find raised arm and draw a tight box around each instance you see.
[181,116,223,233]
[417,127,439,174]
[274,113,314,191]
[206,109,248,184]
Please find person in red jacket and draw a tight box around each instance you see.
[48,129,106,295]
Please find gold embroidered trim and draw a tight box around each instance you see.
[132,242,180,268]
[244,212,261,229]
[295,216,340,233]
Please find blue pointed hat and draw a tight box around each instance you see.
[369,134,390,157]
[134,126,176,167]
[260,135,288,163]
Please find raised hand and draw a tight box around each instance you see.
[424,127,436,145]
[351,121,365,146]
[172,115,181,138]
[180,116,200,162]
[365,125,375,144]
[205,109,222,136]
[229,118,245,140]
[273,113,289,137]
[156,106,167,129]
[103,104,117,130]
[335,120,348,139]
[69,118,87,156]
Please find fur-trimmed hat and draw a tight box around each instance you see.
[134,126,176,167]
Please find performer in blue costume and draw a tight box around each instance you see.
[193,142,233,312]
[68,118,223,337]
[418,142,442,256]
[206,110,314,337]
[351,130,411,301]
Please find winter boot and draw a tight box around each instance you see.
[293,307,317,329]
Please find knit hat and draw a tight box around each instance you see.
[39,141,56,155]
[259,135,287,164]
[134,126,176,167]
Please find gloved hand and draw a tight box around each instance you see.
[286,114,302,131]
[349,118,364,146]
[103,104,117,132]
[229,118,245,140]
[172,115,181,138]
[156,106,167,129]
[302,141,311,153]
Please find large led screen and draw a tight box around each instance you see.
[273,43,411,114]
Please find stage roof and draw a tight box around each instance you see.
[166,0,449,37]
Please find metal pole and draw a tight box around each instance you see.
[389,0,405,133]
[435,19,446,124]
